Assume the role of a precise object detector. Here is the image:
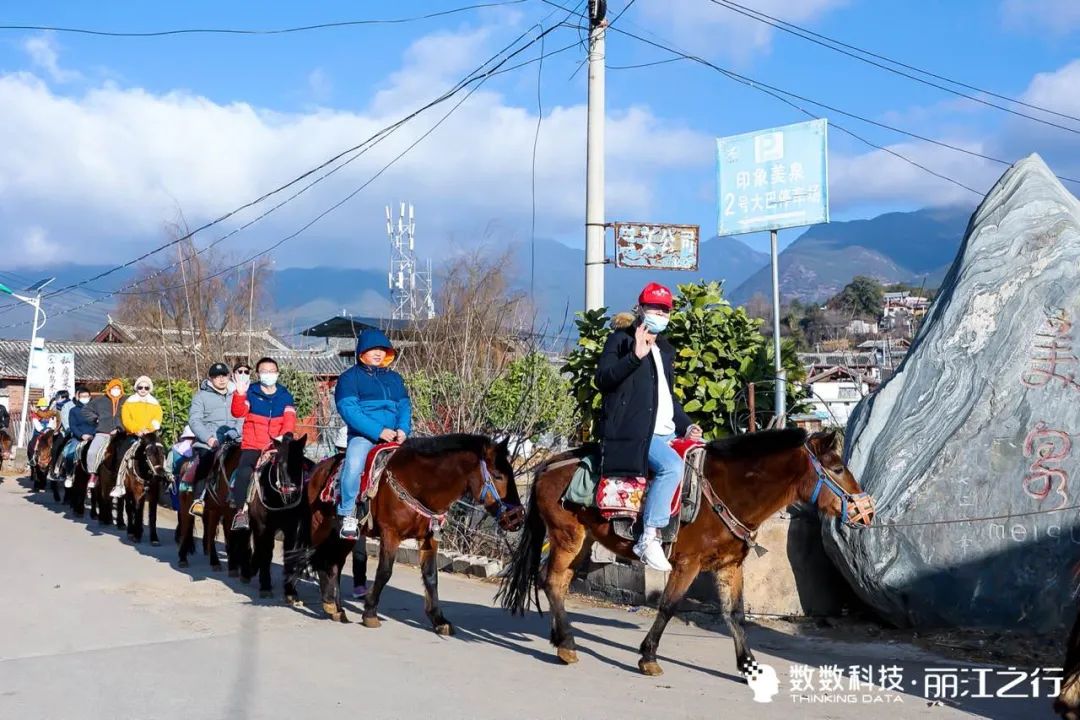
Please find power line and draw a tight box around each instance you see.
[541,0,987,195]
[530,26,546,304]
[0,23,569,329]
[709,0,1080,126]
[0,1,528,37]
[0,17,575,315]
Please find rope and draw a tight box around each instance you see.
[850,502,1080,530]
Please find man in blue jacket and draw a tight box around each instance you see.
[334,328,412,540]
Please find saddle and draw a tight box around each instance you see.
[565,438,707,548]
[319,443,400,523]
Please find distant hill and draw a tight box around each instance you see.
[730,206,972,304]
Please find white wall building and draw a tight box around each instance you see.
[804,366,871,427]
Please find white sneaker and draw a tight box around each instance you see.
[633,529,672,572]
[339,516,359,540]
[110,484,126,499]
[64,477,73,489]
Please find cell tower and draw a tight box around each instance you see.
[387,202,435,320]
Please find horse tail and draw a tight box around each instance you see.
[284,490,316,586]
[495,477,546,617]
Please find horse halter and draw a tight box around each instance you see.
[476,458,525,531]
[806,445,875,527]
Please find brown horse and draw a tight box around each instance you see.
[176,442,243,572]
[93,432,131,530]
[29,427,58,497]
[0,428,12,473]
[1055,599,1080,718]
[117,433,168,545]
[497,428,875,676]
[295,434,524,629]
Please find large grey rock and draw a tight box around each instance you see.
[823,154,1080,631]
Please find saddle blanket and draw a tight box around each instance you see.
[319,442,399,505]
[562,438,706,525]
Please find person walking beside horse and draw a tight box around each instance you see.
[84,378,126,493]
[596,282,702,572]
[186,362,243,517]
[334,328,412,543]
[229,357,296,531]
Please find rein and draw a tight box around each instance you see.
[119,438,167,492]
[697,470,767,557]
[258,449,304,512]
[475,459,520,522]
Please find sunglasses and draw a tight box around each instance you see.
[136,385,151,391]
[234,369,250,375]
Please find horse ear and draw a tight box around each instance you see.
[497,436,510,452]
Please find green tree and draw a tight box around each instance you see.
[828,275,884,318]
[563,281,808,440]
[278,367,318,420]
[153,379,195,446]
[485,352,578,440]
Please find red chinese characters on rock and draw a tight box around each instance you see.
[1021,310,1080,390]
[1022,421,1071,510]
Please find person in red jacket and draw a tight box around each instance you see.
[229,357,297,530]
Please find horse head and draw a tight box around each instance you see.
[130,433,168,500]
[270,432,308,498]
[0,429,12,461]
[472,436,524,532]
[800,429,875,527]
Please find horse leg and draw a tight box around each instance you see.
[638,557,701,676]
[714,561,755,676]
[257,524,274,598]
[115,489,126,532]
[148,491,160,546]
[207,510,223,572]
[51,467,61,501]
[419,535,452,636]
[178,494,192,567]
[362,535,399,629]
[543,524,587,665]
[282,519,301,606]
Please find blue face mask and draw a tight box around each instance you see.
[643,314,669,334]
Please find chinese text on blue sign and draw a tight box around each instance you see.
[716,118,829,236]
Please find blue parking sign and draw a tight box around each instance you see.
[716,118,829,236]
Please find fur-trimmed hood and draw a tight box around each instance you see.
[611,311,637,330]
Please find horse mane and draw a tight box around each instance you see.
[706,428,808,459]
[402,433,492,457]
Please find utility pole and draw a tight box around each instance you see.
[0,278,53,448]
[584,0,607,311]
[771,229,786,421]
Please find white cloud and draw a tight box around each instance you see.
[306,68,332,104]
[22,32,82,83]
[0,26,707,272]
[1001,0,1080,36]
[637,0,848,63]
[21,225,62,265]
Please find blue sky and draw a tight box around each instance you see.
[0,1,1077,296]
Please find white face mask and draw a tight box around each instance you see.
[109,388,122,398]
[259,372,278,388]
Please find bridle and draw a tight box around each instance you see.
[261,448,304,511]
[806,445,876,527]
[475,457,525,530]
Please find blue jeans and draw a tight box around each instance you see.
[644,433,682,529]
[338,436,374,518]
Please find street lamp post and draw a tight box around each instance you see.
[0,278,54,448]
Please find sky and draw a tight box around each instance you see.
[0,0,1078,329]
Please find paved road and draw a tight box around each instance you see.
[0,473,1059,720]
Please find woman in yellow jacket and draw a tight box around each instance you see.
[121,375,163,436]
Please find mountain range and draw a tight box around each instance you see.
[4,205,974,342]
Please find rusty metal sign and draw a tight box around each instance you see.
[613,222,700,271]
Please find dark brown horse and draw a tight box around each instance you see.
[117,433,168,545]
[497,428,875,676]
[93,432,130,530]
[176,443,243,572]
[232,434,310,603]
[1055,597,1080,718]
[295,434,524,629]
[66,439,94,517]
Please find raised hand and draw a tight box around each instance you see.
[634,323,655,359]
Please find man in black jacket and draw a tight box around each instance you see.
[596,282,701,571]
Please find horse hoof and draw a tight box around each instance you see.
[336,611,349,624]
[285,595,303,607]
[638,660,663,676]
[362,616,381,629]
[259,590,273,599]
[179,560,189,569]
[434,623,455,637]
[227,568,239,578]
[557,648,579,665]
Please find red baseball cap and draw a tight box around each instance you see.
[638,282,673,310]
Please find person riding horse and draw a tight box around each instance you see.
[187,362,244,517]
[26,397,58,469]
[57,387,92,486]
[84,379,126,491]
[334,328,413,541]
[44,390,72,483]
[229,357,297,531]
[596,282,702,572]
[112,376,163,499]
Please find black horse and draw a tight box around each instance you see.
[231,434,311,603]
[116,433,169,545]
